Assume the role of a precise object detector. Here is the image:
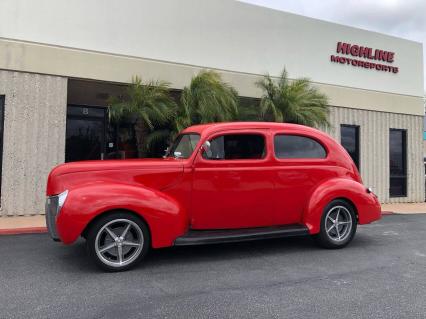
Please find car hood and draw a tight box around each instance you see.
[46,158,186,196]
[50,158,184,175]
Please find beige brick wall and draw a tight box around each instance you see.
[0,70,67,216]
[326,106,424,203]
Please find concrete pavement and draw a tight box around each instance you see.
[381,202,426,214]
[0,215,45,229]
[0,215,46,234]
[0,214,425,318]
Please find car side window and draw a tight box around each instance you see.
[203,134,265,160]
[274,134,326,159]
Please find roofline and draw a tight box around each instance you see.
[181,121,327,136]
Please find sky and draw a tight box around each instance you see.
[240,0,426,92]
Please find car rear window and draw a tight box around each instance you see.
[274,134,326,159]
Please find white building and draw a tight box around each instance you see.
[0,0,424,217]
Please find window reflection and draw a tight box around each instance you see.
[107,122,138,159]
[340,125,360,169]
[389,129,407,197]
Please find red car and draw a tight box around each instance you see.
[46,122,381,271]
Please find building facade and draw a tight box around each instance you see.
[0,0,424,217]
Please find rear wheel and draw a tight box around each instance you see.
[314,199,357,249]
[86,212,150,271]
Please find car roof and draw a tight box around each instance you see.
[180,122,357,174]
[181,122,327,137]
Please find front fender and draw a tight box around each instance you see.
[303,178,381,234]
[56,182,188,248]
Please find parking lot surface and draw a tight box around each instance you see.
[1,214,426,319]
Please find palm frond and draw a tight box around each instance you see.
[176,69,239,129]
[108,76,177,157]
[257,68,329,128]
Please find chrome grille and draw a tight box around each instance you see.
[45,195,60,241]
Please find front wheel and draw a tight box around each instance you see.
[314,200,357,249]
[86,212,150,271]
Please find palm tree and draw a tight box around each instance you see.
[109,76,176,157]
[175,70,239,132]
[256,68,329,128]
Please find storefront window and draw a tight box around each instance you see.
[389,129,407,197]
[106,121,138,159]
[341,125,360,170]
[65,105,107,162]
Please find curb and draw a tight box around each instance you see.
[0,227,48,236]
[381,211,394,215]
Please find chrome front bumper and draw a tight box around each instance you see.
[45,195,60,241]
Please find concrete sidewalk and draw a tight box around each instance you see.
[0,215,46,235]
[381,202,426,214]
[0,202,425,235]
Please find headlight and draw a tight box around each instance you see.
[57,189,69,211]
[45,190,68,241]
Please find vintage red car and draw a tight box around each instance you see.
[46,122,381,271]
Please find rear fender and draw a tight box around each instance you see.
[303,178,381,234]
[56,182,188,248]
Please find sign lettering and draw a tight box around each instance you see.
[330,42,399,74]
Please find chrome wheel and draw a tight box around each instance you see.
[324,206,353,242]
[95,219,144,268]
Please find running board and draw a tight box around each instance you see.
[174,224,309,246]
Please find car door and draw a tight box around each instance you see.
[272,132,332,225]
[190,130,276,229]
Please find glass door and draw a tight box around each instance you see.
[65,105,107,162]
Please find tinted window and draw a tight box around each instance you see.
[66,105,107,162]
[389,129,407,197]
[341,125,360,169]
[203,134,265,160]
[274,135,326,159]
[168,134,200,159]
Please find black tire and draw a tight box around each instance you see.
[314,199,357,249]
[86,211,150,272]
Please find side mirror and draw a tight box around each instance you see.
[200,141,211,158]
[173,151,183,158]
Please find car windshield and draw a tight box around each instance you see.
[167,133,200,159]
